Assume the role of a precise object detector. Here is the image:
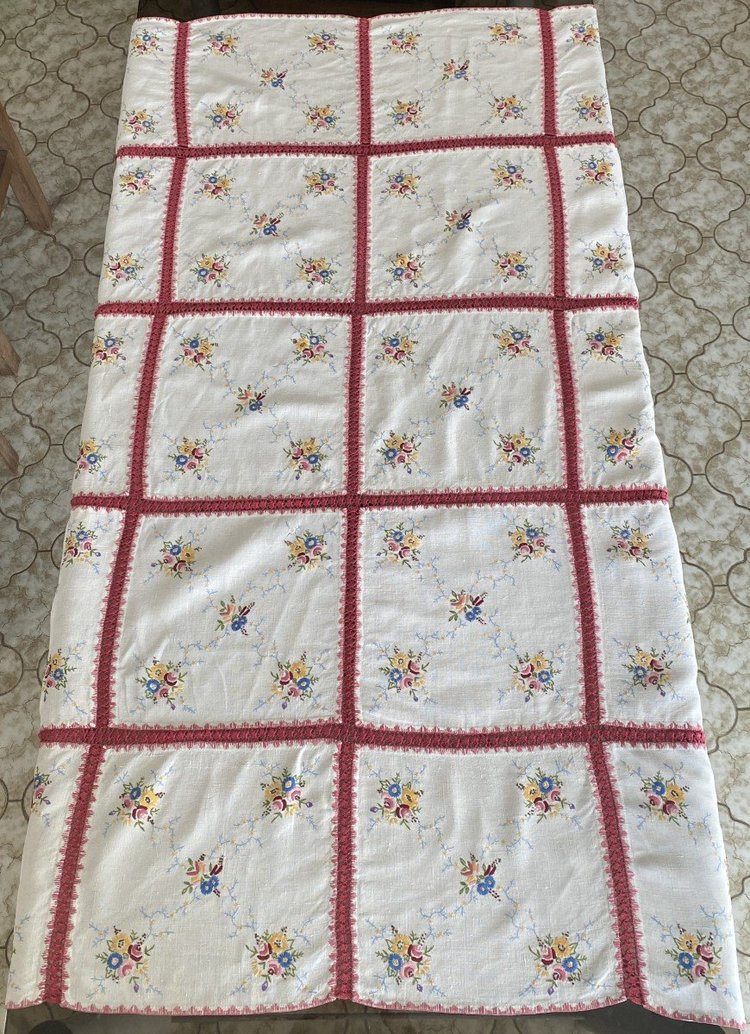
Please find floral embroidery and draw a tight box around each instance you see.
[104,253,142,284]
[297,256,337,288]
[496,430,538,469]
[153,537,200,577]
[582,327,622,361]
[668,928,722,989]
[42,650,75,698]
[494,325,536,358]
[235,386,266,414]
[440,383,472,409]
[30,770,51,812]
[373,775,422,827]
[271,655,317,706]
[285,437,327,478]
[251,212,281,237]
[578,155,614,187]
[458,854,501,898]
[511,652,556,701]
[183,854,224,898]
[492,160,528,189]
[387,30,420,53]
[574,94,608,123]
[378,928,431,990]
[381,647,428,701]
[138,659,186,709]
[110,781,163,829]
[206,32,238,56]
[196,172,232,200]
[641,772,688,823]
[376,331,417,365]
[191,253,229,286]
[216,596,255,635]
[307,31,339,53]
[387,252,423,286]
[178,334,217,368]
[92,332,125,366]
[305,105,338,131]
[449,589,486,624]
[494,250,531,282]
[293,329,331,364]
[122,109,157,137]
[626,646,672,695]
[261,769,311,819]
[305,168,341,196]
[390,99,423,128]
[249,929,302,990]
[259,67,287,89]
[510,521,554,562]
[518,771,572,819]
[568,21,600,45]
[491,95,526,122]
[208,101,242,131]
[170,437,211,478]
[62,523,101,566]
[587,241,626,276]
[130,30,161,55]
[378,431,420,472]
[119,167,153,195]
[608,522,650,563]
[442,59,470,82]
[76,438,105,475]
[600,428,641,468]
[379,523,422,566]
[531,933,586,992]
[444,208,473,233]
[286,531,330,572]
[384,170,420,199]
[97,929,152,991]
[489,21,525,44]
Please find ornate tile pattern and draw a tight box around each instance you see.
[0,0,747,1029]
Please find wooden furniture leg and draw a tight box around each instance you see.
[0,103,52,230]
[0,328,20,376]
[0,434,19,476]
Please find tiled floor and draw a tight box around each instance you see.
[0,1,747,1031]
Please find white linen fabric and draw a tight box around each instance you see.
[6,8,745,1027]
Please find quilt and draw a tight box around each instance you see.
[6,6,745,1026]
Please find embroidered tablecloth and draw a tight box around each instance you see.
[6,7,745,1026]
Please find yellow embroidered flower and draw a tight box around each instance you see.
[269,932,289,954]
[665,782,685,805]
[392,651,410,671]
[140,789,159,809]
[264,781,283,802]
[531,653,547,671]
[108,931,132,953]
[400,787,419,808]
[389,933,411,955]
[552,935,572,958]
[522,781,541,803]
[677,932,699,954]
[181,546,197,564]
[148,662,168,680]
[290,660,308,680]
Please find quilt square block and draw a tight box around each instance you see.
[174,155,356,302]
[117,20,179,148]
[358,504,582,731]
[557,144,635,298]
[368,148,551,300]
[113,512,344,726]
[146,313,350,497]
[41,507,125,727]
[607,743,744,1029]
[98,158,174,304]
[583,502,702,727]
[63,742,337,1012]
[550,9,612,136]
[74,315,153,497]
[361,308,562,492]
[186,16,359,145]
[354,745,619,1010]
[369,10,544,142]
[569,307,666,489]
